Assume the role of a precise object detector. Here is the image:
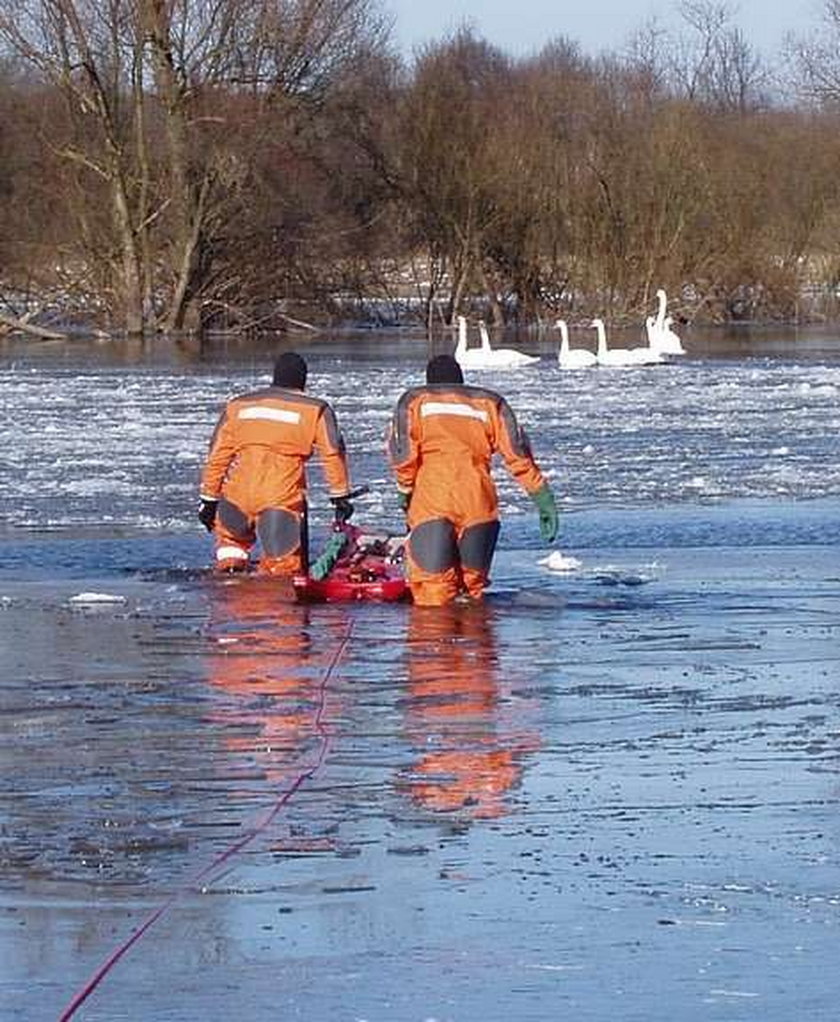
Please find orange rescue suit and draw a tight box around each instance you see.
[201,386,350,574]
[388,382,547,605]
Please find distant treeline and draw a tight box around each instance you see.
[2,0,840,337]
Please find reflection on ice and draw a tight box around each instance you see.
[398,603,540,820]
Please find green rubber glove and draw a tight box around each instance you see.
[397,490,412,513]
[531,484,558,544]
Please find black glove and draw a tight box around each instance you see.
[198,498,218,532]
[330,495,354,523]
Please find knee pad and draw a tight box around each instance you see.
[218,498,254,542]
[256,507,303,559]
[408,518,459,573]
[459,520,500,574]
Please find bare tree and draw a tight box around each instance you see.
[398,29,513,325]
[0,0,388,334]
[790,0,840,106]
[648,1,772,113]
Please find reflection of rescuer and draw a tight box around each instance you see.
[401,604,538,819]
[205,580,318,788]
[387,354,558,606]
[198,352,354,574]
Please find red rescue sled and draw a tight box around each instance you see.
[293,520,407,604]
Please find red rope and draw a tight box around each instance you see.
[58,619,353,1021]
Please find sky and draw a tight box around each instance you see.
[384,0,822,61]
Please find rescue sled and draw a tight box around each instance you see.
[293,493,407,603]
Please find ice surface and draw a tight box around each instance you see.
[538,550,583,572]
[68,591,127,604]
[1,350,839,538]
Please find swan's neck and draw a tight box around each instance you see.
[455,317,467,356]
[558,323,569,354]
[594,320,607,355]
[655,291,667,329]
[479,323,492,352]
[646,316,659,351]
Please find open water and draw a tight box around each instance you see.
[1,324,838,1020]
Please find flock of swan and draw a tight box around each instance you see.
[454,289,686,371]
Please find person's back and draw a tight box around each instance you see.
[388,354,557,606]
[203,385,347,515]
[199,352,353,575]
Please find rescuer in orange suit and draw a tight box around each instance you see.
[387,354,558,606]
[198,352,354,574]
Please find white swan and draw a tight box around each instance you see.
[649,289,686,355]
[477,320,540,367]
[633,315,666,364]
[658,313,686,355]
[654,288,667,333]
[453,316,538,369]
[556,319,596,369]
[630,314,665,364]
[592,318,661,367]
[454,315,497,369]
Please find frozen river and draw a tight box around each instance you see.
[1,326,839,1020]
[1,326,839,542]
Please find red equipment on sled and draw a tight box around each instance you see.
[293,487,407,603]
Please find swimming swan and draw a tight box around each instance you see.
[453,316,538,369]
[557,319,596,369]
[649,289,686,356]
[592,318,661,367]
[454,315,497,369]
[658,314,686,355]
[477,320,540,367]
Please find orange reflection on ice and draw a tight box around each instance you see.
[400,603,539,820]
[204,576,335,787]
